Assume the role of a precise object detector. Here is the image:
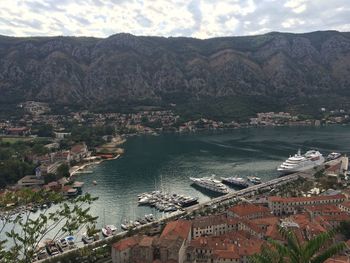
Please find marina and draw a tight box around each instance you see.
[137,191,199,211]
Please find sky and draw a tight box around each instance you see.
[0,0,350,39]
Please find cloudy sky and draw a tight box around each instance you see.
[1,0,350,39]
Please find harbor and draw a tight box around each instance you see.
[32,152,348,262]
[74,126,350,230]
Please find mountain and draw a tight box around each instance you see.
[1,30,350,116]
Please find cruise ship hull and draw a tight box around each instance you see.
[277,154,325,175]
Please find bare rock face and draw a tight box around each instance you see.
[0,31,349,105]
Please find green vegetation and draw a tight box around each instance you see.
[67,124,115,148]
[250,226,346,263]
[0,140,51,187]
[175,95,283,122]
[0,190,98,263]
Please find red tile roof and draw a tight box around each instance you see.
[228,203,270,217]
[250,217,279,226]
[112,236,139,251]
[160,219,191,241]
[192,214,226,228]
[306,205,341,214]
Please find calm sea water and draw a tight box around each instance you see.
[75,125,350,227]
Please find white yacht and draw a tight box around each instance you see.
[101,225,117,237]
[326,152,341,161]
[277,149,325,175]
[190,175,229,194]
[247,176,262,185]
[221,176,249,188]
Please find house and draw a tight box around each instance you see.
[186,231,263,263]
[227,203,271,219]
[339,201,350,214]
[268,195,346,216]
[54,131,71,139]
[5,127,31,136]
[156,220,192,263]
[70,143,89,162]
[17,175,44,188]
[192,215,227,238]
[112,236,140,263]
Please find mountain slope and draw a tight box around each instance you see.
[0,31,350,109]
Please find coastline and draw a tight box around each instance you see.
[69,154,121,177]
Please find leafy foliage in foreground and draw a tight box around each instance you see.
[0,189,98,263]
[250,226,346,263]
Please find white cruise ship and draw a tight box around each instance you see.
[277,149,325,175]
[190,175,229,194]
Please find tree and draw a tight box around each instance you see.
[250,226,346,263]
[56,163,70,178]
[0,189,98,263]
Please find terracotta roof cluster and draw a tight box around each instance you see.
[228,203,270,217]
[189,231,263,260]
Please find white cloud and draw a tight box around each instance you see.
[0,0,349,38]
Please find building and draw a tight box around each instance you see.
[156,220,192,263]
[268,195,346,216]
[186,231,263,263]
[17,175,44,188]
[54,131,71,139]
[70,143,89,162]
[5,127,31,136]
[112,236,139,263]
[192,215,228,238]
[339,201,350,214]
[227,203,271,219]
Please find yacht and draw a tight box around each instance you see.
[326,152,341,161]
[247,176,262,185]
[190,175,229,194]
[221,176,249,188]
[277,149,325,175]
[101,225,117,237]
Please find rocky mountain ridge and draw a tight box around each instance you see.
[0,31,350,109]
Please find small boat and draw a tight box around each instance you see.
[145,214,155,222]
[65,236,76,249]
[121,220,134,231]
[101,225,117,237]
[82,233,95,244]
[93,180,97,185]
[247,176,262,185]
[221,176,249,188]
[326,152,341,161]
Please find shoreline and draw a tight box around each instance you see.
[69,154,121,177]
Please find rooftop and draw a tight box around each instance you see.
[112,236,139,251]
[160,219,191,241]
[228,203,270,217]
[268,194,346,203]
